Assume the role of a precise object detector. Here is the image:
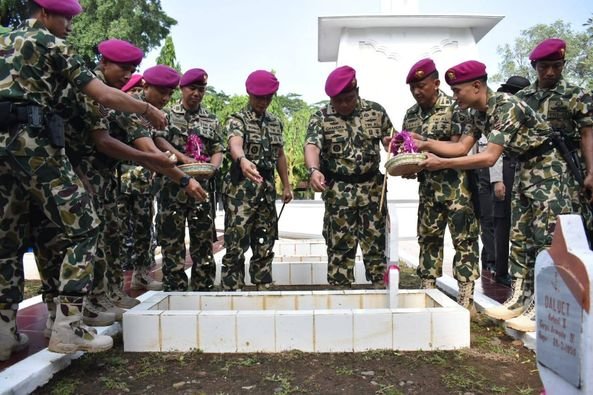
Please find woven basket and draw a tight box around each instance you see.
[385,153,426,177]
[178,162,216,179]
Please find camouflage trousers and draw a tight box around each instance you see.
[88,169,124,297]
[158,181,216,291]
[0,155,99,309]
[509,150,574,283]
[221,195,277,290]
[118,191,154,269]
[416,195,480,282]
[322,199,387,286]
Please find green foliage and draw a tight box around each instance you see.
[494,19,593,89]
[0,0,27,28]
[68,0,176,66]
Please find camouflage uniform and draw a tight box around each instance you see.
[117,92,157,272]
[156,102,224,291]
[221,105,283,290]
[402,91,480,283]
[0,19,100,311]
[516,77,593,233]
[466,89,575,289]
[305,99,391,286]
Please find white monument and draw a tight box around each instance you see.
[535,215,592,394]
[318,0,503,259]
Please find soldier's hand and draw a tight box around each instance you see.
[382,136,392,151]
[240,158,263,184]
[309,170,326,192]
[419,152,443,171]
[185,178,208,201]
[493,181,505,200]
[144,104,168,130]
[181,155,198,165]
[282,186,293,203]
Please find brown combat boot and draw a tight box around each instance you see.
[48,296,113,354]
[505,296,536,332]
[484,277,531,320]
[0,306,29,361]
[457,281,477,317]
[131,267,163,291]
[109,287,140,309]
[420,278,436,289]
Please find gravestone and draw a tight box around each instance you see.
[536,215,592,394]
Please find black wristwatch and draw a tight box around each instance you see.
[179,175,191,188]
[308,166,320,177]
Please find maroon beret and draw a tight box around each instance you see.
[325,65,357,97]
[98,39,144,66]
[33,0,82,17]
[245,70,279,96]
[180,68,208,87]
[406,58,437,84]
[143,65,180,89]
[121,74,143,92]
[445,60,487,86]
[529,38,566,62]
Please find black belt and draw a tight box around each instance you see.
[324,169,379,184]
[517,139,555,162]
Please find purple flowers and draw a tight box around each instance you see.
[185,134,210,163]
[389,130,418,155]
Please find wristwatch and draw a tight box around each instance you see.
[179,175,191,188]
[308,166,320,177]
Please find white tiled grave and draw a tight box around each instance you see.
[123,288,470,353]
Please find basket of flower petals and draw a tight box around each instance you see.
[385,131,426,177]
[178,134,216,180]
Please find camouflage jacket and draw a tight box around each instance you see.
[516,77,593,149]
[305,98,392,176]
[222,105,283,203]
[0,19,95,157]
[157,101,224,192]
[465,89,552,158]
[115,91,156,195]
[402,91,472,202]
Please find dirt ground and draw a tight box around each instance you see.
[30,268,543,395]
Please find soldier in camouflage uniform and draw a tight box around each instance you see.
[517,38,593,235]
[415,60,576,333]
[0,0,168,359]
[221,70,293,291]
[402,59,480,309]
[304,66,392,288]
[154,69,224,291]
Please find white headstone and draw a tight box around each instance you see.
[536,215,592,394]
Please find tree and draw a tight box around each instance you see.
[0,0,27,28]
[494,20,593,89]
[69,0,176,66]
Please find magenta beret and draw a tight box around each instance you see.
[121,74,143,92]
[325,65,357,97]
[33,0,82,17]
[529,38,566,62]
[143,65,180,89]
[406,58,437,84]
[98,39,144,66]
[445,60,487,86]
[180,68,208,87]
[245,70,279,96]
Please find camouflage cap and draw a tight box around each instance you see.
[406,58,436,84]
[98,39,144,66]
[180,68,208,87]
[445,60,487,86]
[325,65,357,97]
[33,0,83,17]
[529,38,566,62]
[143,65,180,89]
[245,70,279,96]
